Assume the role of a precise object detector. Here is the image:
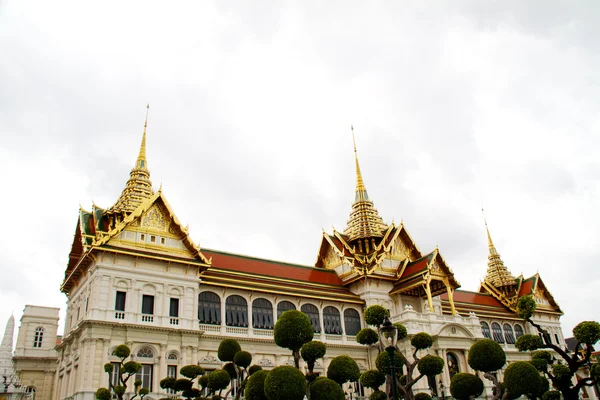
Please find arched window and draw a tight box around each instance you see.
[33,327,44,348]
[323,306,342,334]
[446,352,460,378]
[301,304,321,333]
[491,322,505,343]
[480,321,492,339]
[503,324,516,344]
[277,301,296,319]
[226,295,248,327]
[167,352,178,361]
[252,298,274,329]
[514,324,524,339]
[137,347,155,358]
[344,309,361,336]
[198,291,221,325]
[136,348,154,392]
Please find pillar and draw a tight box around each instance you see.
[446,286,457,315]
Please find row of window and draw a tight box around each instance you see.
[115,291,362,335]
[480,321,524,344]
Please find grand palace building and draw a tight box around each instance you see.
[10,116,575,400]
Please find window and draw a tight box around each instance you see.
[480,321,492,339]
[198,292,221,325]
[142,295,155,315]
[226,295,248,327]
[109,362,120,387]
[277,301,296,319]
[169,298,179,318]
[514,324,524,339]
[161,238,166,245]
[137,347,154,358]
[323,306,342,334]
[555,333,560,345]
[503,324,516,344]
[141,234,146,241]
[491,322,505,343]
[167,353,178,361]
[446,352,460,378]
[136,364,153,392]
[343,309,361,336]
[252,298,274,329]
[33,327,44,348]
[150,235,156,243]
[301,304,321,333]
[115,292,126,311]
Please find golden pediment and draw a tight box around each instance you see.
[141,205,170,232]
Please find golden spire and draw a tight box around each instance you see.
[110,105,154,215]
[343,127,387,242]
[481,209,516,289]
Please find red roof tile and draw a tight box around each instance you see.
[441,290,505,308]
[518,279,535,297]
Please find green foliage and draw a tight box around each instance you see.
[450,373,484,400]
[113,386,125,395]
[411,332,434,350]
[273,310,314,352]
[515,334,543,351]
[399,375,407,386]
[245,370,269,400]
[356,328,379,346]
[517,295,537,320]
[159,377,176,389]
[504,361,543,399]
[573,321,600,345]
[375,349,404,372]
[310,378,345,400]
[217,339,242,362]
[138,388,149,396]
[359,370,386,390]
[590,364,600,381]
[96,388,111,400]
[327,355,360,385]
[415,393,432,400]
[370,390,387,400]
[234,350,253,368]
[394,323,408,340]
[248,365,263,376]
[532,350,553,362]
[180,364,205,379]
[122,361,142,375]
[207,370,231,391]
[182,388,201,399]
[198,375,209,389]
[301,341,327,371]
[530,358,548,372]
[223,362,238,379]
[542,390,562,400]
[113,344,131,359]
[134,380,142,388]
[264,366,307,400]
[364,305,389,326]
[104,363,113,374]
[468,339,506,372]
[174,378,193,391]
[417,355,445,376]
[552,364,573,387]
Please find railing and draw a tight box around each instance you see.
[199,323,221,332]
[141,315,154,322]
[325,334,343,341]
[114,312,125,320]
[226,326,248,335]
[254,329,274,337]
[169,318,179,325]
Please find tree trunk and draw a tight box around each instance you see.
[293,349,301,369]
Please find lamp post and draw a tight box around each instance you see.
[379,317,399,400]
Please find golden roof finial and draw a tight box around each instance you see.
[482,208,498,257]
[136,104,149,170]
[481,209,516,289]
[352,126,368,201]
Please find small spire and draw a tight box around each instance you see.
[352,126,368,201]
[136,104,150,170]
[482,208,498,256]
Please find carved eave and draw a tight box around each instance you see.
[522,273,563,315]
[479,279,518,312]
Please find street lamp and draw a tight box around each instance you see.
[379,317,399,400]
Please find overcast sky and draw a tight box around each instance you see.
[1,1,599,344]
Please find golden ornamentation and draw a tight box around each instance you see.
[142,205,168,231]
[482,214,517,289]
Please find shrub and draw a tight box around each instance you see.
[245,370,268,400]
[234,350,253,368]
[504,361,542,399]
[552,364,572,387]
[104,363,113,373]
[274,311,314,353]
[310,378,345,400]
[417,355,445,376]
[359,370,386,390]
[370,390,387,400]
[113,344,131,359]
[301,341,327,371]
[138,388,149,396]
[327,355,360,385]
[223,362,238,379]
[573,321,600,345]
[198,375,209,389]
[375,349,404,372]
[591,364,600,381]
[207,370,231,392]
[356,328,379,346]
[450,373,484,400]
[542,390,562,400]
[174,378,192,391]
[113,386,125,395]
[532,350,553,362]
[96,388,111,400]
[123,361,142,374]
[364,305,389,326]
[159,377,176,389]
[468,339,506,372]
[517,295,537,320]
[217,339,242,362]
[415,393,432,400]
[411,332,434,350]
[395,323,408,341]
[515,334,543,351]
[264,366,306,400]
[180,365,205,379]
[248,365,263,376]
[530,358,548,372]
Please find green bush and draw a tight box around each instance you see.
[591,364,600,381]
[573,321,600,345]
[364,305,389,326]
[310,378,345,400]
[532,350,553,362]
[96,388,111,400]
[123,361,142,374]
[542,390,562,400]
[530,358,548,372]
[245,370,269,400]
[411,332,434,350]
[375,349,404,372]
[515,334,543,351]
[234,350,253,368]
[450,373,484,400]
[248,365,263,376]
[327,355,360,385]
[504,361,542,399]
[552,364,572,387]
[198,374,209,389]
[223,362,238,379]
[138,388,149,396]
[264,366,307,400]
[417,355,445,376]
[113,386,125,395]
[370,390,387,400]
[180,364,205,379]
[395,323,408,341]
[359,370,386,390]
[217,339,242,362]
[468,339,506,372]
[356,328,379,346]
[415,393,432,400]
[207,370,231,392]
[113,344,131,359]
[104,363,113,373]
[517,295,537,320]
[159,377,176,389]
[174,378,192,391]
[301,341,327,371]
[274,310,314,353]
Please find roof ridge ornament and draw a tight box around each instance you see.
[481,209,517,290]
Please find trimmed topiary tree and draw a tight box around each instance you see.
[364,305,389,327]
[248,365,263,376]
[503,361,543,399]
[370,390,387,400]
[301,340,327,376]
[450,373,484,400]
[264,366,307,400]
[360,370,386,391]
[218,339,242,362]
[467,338,506,398]
[96,344,146,400]
[327,355,360,386]
[414,393,432,400]
[244,370,268,400]
[274,310,314,369]
[356,328,380,346]
[309,378,345,400]
[207,370,231,398]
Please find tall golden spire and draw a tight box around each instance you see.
[110,105,154,215]
[343,127,387,242]
[482,209,516,289]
